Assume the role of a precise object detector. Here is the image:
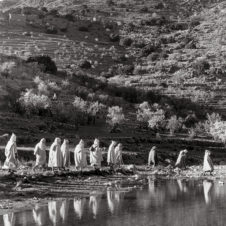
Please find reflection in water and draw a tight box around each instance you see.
[32,205,47,226]
[60,200,69,222]
[48,200,61,226]
[74,198,86,219]
[107,190,122,214]
[89,194,102,219]
[2,179,226,226]
[203,180,213,204]
[177,179,188,193]
[3,213,15,226]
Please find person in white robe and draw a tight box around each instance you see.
[175,149,188,169]
[203,180,213,204]
[148,146,158,167]
[61,139,70,168]
[203,150,214,175]
[48,138,62,169]
[89,138,103,169]
[3,213,15,226]
[114,143,123,167]
[74,198,86,219]
[107,140,117,168]
[3,134,18,171]
[33,138,46,171]
[74,139,87,171]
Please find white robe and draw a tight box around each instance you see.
[114,145,123,165]
[90,146,103,168]
[34,141,46,167]
[3,134,18,170]
[48,140,62,168]
[74,144,87,169]
[203,152,214,172]
[61,141,70,168]
[107,142,116,164]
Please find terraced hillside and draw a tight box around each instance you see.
[1,0,226,142]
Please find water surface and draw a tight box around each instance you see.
[1,178,226,226]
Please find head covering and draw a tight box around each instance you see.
[39,138,46,150]
[79,139,84,148]
[5,133,16,154]
[54,137,61,145]
[117,143,122,149]
[93,138,100,147]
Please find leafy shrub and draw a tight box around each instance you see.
[139,42,161,57]
[106,0,115,6]
[209,121,226,143]
[119,37,133,47]
[26,55,57,74]
[192,58,210,75]
[18,89,51,115]
[0,61,16,77]
[166,115,183,135]
[45,25,58,34]
[79,59,91,69]
[118,64,134,75]
[137,102,165,130]
[78,26,89,32]
[109,33,120,42]
[107,106,125,132]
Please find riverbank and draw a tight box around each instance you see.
[0,164,226,215]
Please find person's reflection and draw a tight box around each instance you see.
[48,200,61,226]
[177,179,188,193]
[89,194,102,219]
[33,205,47,226]
[60,200,69,222]
[107,190,121,214]
[74,198,86,219]
[3,213,15,226]
[203,180,213,204]
[148,177,157,195]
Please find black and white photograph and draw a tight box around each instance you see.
[0,0,226,225]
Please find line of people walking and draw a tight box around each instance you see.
[1,134,123,172]
[148,146,214,175]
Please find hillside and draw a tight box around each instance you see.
[0,0,226,148]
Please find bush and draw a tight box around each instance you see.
[107,106,125,132]
[119,37,133,47]
[137,102,165,130]
[26,56,57,74]
[18,89,51,115]
[118,64,134,75]
[79,60,91,69]
[45,26,58,34]
[78,26,89,32]
[109,33,120,42]
[166,115,183,135]
[192,58,210,75]
[139,42,161,57]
